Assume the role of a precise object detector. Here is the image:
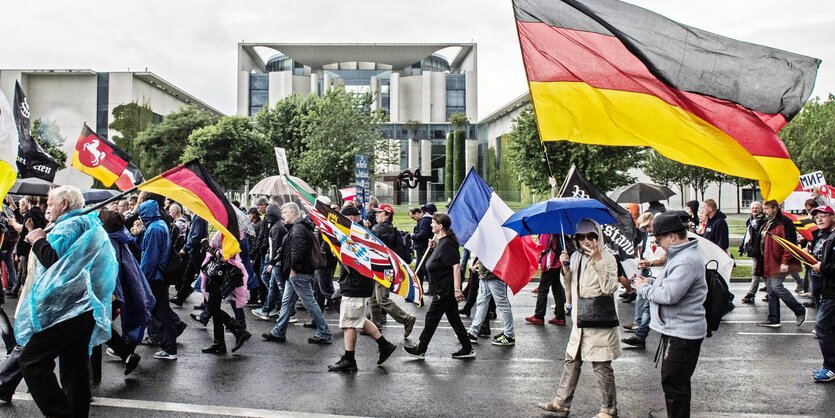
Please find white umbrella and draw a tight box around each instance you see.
[248,175,315,196]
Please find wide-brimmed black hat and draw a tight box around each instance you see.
[341,206,360,216]
[650,212,688,236]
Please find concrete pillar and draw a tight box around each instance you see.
[310,72,319,96]
[420,139,432,203]
[465,139,478,175]
[389,72,400,122]
[323,73,332,93]
[421,71,432,122]
[370,76,381,112]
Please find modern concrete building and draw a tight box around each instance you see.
[0,69,222,188]
[237,43,480,202]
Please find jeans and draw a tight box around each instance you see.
[418,293,471,352]
[260,266,284,313]
[634,293,651,341]
[20,311,94,418]
[810,273,823,308]
[0,251,16,289]
[554,351,617,416]
[660,335,703,418]
[535,268,566,319]
[765,276,805,324]
[791,271,804,290]
[816,298,835,370]
[469,278,515,338]
[271,273,331,340]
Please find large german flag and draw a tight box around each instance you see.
[138,160,241,258]
[71,123,130,187]
[514,0,820,202]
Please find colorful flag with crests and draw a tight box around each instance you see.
[0,90,18,203]
[285,176,423,306]
[513,0,821,202]
[137,160,241,258]
[72,123,131,187]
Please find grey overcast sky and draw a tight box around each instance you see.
[4,0,833,118]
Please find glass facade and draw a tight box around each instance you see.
[446,74,466,120]
[249,73,269,116]
[96,72,109,138]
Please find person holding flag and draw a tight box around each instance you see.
[809,205,835,382]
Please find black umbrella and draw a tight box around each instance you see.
[8,178,57,196]
[608,182,676,203]
[82,189,122,205]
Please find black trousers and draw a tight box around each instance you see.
[90,327,136,383]
[0,345,23,399]
[535,268,566,319]
[175,253,202,303]
[150,280,178,354]
[207,283,243,346]
[20,310,94,418]
[418,293,472,352]
[660,335,703,418]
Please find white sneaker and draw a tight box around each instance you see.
[268,309,281,318]
[251,309,270,320]
[153,350,178,360]
[105,348,119,358]
[288,315,298,324]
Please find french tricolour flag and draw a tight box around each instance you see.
[448,168,541,294]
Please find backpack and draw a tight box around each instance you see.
[392,227,414,263]
[305,226,327,270]
[703,260,735,335]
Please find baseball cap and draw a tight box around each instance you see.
[378,203,394,215]
[811,205,834,216]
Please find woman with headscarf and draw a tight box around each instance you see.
[197,231,251,354]
[538,219,621,418]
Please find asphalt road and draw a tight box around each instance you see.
[1,282,832,417]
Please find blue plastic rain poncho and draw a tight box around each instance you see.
[14,209,118,352]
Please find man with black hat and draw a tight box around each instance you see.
[632,212,707,417]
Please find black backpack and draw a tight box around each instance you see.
[392,227,414,263]
[704,260,735,335]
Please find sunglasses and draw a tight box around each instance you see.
[575,233,598,241]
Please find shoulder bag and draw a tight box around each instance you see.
[575,256,619,328]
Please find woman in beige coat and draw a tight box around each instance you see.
[538,219,621,418]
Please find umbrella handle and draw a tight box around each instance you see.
[521,218,533,234]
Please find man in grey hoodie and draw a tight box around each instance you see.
[633,212,707,418]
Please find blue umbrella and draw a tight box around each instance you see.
[502,197,617,237]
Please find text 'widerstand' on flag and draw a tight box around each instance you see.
[284,175,424,306]
[448,168,541,294]
[513,0,821,202]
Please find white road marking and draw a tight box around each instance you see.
[737,332,815,336]
[11,392,364,418]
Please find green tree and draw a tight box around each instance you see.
[253,94,311,175]
[182,116,271,189]
[134,105,218,177]
[109,102,155,165]
[780,94,835,181]
[496,134,521,201]
[444,132,454,197]
[506,107,640,197]
[31,119,68,170]
[642,150,722,203]
[449,113,469,193]
[295,87,382,190]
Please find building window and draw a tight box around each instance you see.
[96,73,109,138]
[446,74,466,120]
[152,113,164,124]
[249,73,269,116]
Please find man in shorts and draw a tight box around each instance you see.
[328,206,397,372]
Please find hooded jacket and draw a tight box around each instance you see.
[138,201,170,282]
[412,215,433,252]
[703,210,729,251]
[637,238,707,340]
[811,228,835,299]
[281,217,316,276]
[182,214,208,258]
[562,219,622,362]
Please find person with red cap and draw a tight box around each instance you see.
[809,205,835,382]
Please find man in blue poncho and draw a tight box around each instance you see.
[17,185,117,417]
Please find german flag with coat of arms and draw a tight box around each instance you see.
[72,123,130,187]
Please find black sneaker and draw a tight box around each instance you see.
[189,314,208,326]
[621,336,646,348]
[756,322,781,328]
[403,345,426,360]
[328,356,358,372]
[308,336,332,345]
[174,322,187,337]
[467,333,478,344]
[452,347,476,359]
[124,354,141,376]
[303,320,316,328]
[621,293,637,303]
[262,332,286,342]
[740,295,755,304]
[378,342,397,365]
[169,298,184,308]
[491,333,515,346]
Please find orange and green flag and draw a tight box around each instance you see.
[138,160,241,258]
[513,0,821,202]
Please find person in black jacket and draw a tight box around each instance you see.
[263,202,332,344]
[411,207,433,294]
[370,204,417,337]
[252,204,288,320]
[740,201,766,304]
[809,205,835,382]
[6,196,47,297]
[702,199,729,251]
[328,206,396,372]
